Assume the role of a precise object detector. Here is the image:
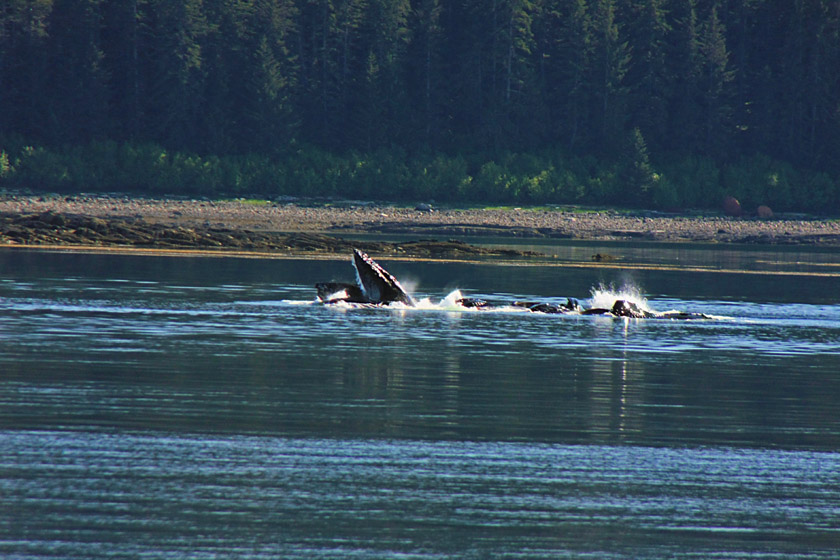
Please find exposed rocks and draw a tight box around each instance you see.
[0,211,541,258]
[723,196,742,217]
[757,205,774,219]
[1,193,840,248]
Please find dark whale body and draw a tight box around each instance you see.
[512,298,582,314]
[316,249,710,319]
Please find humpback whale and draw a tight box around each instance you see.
[316,249,415,306]
[316,249,709,319]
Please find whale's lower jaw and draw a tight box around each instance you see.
[316,282,368,304]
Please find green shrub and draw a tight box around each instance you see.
[411,154,470,201]
[1,138,837,213]
[658,156,722,209]
[473,161,511,202]
[799,171,838,213]
[650,174,680,209]
[12,145,71,191]
[552,167,587,202]
[0,150,11,180]
[722,154,799,211]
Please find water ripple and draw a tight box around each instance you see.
[1,431,839,559]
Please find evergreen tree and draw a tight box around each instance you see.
[406,0,443,146]
[351,0,410,148]
[664,0,700,152]
[622,126,656,205]
[0,0,53,139]
[501,0,535,105]
[549,0,593,150]
[774,0,840,169]
[624,0,670,148]
[590,0,630,152]
[295,0,368,148]
[195,0,248,152]
[1,0,840,205]
[696,3,734,157]
[437,0,488,149]
[812,1,840,171]
[241,0,299,151]
[139,0,212,149]
[501,0,542,147]
[44,0,109,143]
[101,0,142,140]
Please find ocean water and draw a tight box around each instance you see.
[1,247,839,558]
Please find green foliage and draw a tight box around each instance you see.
[1,140,838,214]
[620,127,655,206]
[0,151,11,180]
[800,173,839,213]
[722,155,802,211]
[656,156,722,209]
[411,154,470,202]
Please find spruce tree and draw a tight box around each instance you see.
[664,0,699,153]
[45,0,111,143]
[405,0,443,147]
[0,1,52,139]
[139,0,212,149]
[590,0,630,153]
[696,3,734,157]
[102,0,142,140]
[625,0,670,148]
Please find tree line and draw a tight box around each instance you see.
[1,0,839,211]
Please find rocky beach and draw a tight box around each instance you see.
[2,193,840,258]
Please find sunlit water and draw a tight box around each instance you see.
[2,248,840,558]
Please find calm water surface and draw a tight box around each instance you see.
[1,246,840,558]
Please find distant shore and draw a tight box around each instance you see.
[2,193,840,257]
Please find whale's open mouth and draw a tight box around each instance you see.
[315,249,415,306]
[352,249,415,306]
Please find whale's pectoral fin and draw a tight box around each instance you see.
[352,249,415,306]
[316,282,367,304]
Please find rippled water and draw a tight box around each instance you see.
[2,247,840,558]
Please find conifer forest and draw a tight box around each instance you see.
[1,0,839,211]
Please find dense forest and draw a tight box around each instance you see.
[1,0,839,212]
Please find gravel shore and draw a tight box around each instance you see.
[2,192,840,248]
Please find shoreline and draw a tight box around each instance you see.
[7,243,840,279]
[3,193,840,256]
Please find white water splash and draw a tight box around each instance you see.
[400,277,421,297]
[440,289,465,308]
[589,283,652,312]
[398,290,463,310]
[325,288,352,302]
[284,299,317,306]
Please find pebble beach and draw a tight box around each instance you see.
[2,192,840,252]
